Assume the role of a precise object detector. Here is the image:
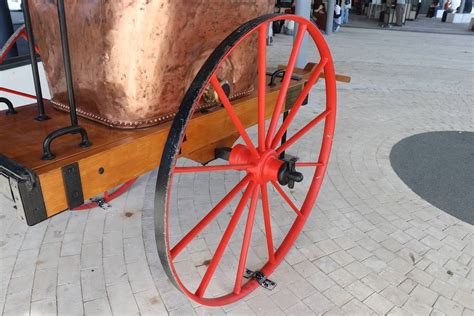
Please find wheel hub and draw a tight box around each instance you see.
[228,144,303,187]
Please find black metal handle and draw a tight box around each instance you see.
[42,126,91,160]
[0,97,17,115]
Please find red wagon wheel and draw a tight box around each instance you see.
[155,14,336,306]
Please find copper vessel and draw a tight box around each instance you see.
[29,0,274,128]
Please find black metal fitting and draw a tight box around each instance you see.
[1,97,17,115]
[22,0,49,121]
[243,269,277,290]
[278,158,303,189]
[42,125,91,160]
[269,69,286,87]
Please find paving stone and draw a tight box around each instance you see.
[269,288,300,310]
[246,292,285,315]
[430,279,457,299]
[379,267,406,286]
[313,256,340,274]
[57,283,84,315]
[32,268,57,302]
[306,268,336,292]
[6,274,34,296]
[387,306,411,315]
[333,236,357,250]
[127,260,155,293]
[324,285,353,306]
[81,267,106,302]
[36,242,61,271]
[381,285,409,307]
[362,256,388,273]
[284,302,314,315]
[347,246,372,261]
[341,298,376,315]
[452,290,474,310]
[329,250,355,266]
[106,281,140,315]
[364,292,394,315]
[345,260,372,279]
[30,298,57,315]
[2,290,31,316]
[345,280,374,301]
[292,259,319,278]
[444,259,470,277]
[328,268,357,287]
[316,239,341,255]
[406,268,434,287]
[302,290,334,314]
[57,255,81,286]
[84,298,113,316]
[434,296,464,316]
[134,288,168,315]
[362,273,390,293]
[410,284,439,306]
[403,297,433,315]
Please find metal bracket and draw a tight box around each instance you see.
[243,269,277,290]
[91,197,111,209]
[61,162,84,209]
[0,155,47,225]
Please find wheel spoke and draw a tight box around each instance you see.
[195,181,256,298]
[233,185,260,294]
[258,24,268,152]
[295,162,324,167]
[210,75,259,158]
[265,24,307,148]
[271,181,302,218]
[174,164,252,173]
[271,58,328,149]
[261,183,275,264]
[276,110,330,155]
[170,175,251,260]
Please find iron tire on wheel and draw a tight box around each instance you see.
[155,14,337,306]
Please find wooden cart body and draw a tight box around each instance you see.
[1,66,318,224]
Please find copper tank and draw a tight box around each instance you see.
[29,0,274,128]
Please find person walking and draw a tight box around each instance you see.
[395,0,406,26]
[342,0,351,24]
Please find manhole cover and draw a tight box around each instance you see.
[390,131,474,224]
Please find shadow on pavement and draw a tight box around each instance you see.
[390,131,474,224]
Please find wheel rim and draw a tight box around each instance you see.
[155,14,336,306]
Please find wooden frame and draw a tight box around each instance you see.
[0,64,350,222]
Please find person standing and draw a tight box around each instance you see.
[334,0,342,31]
[395,0,406,26]
[342,0,352,24]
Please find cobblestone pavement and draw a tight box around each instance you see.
[1,28,473,315]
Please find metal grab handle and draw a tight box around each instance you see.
[0,97,17,115]
[42,126,91,160]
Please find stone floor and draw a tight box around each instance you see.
[1,28,473,315]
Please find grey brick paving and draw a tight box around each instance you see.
[1,27,473,315]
